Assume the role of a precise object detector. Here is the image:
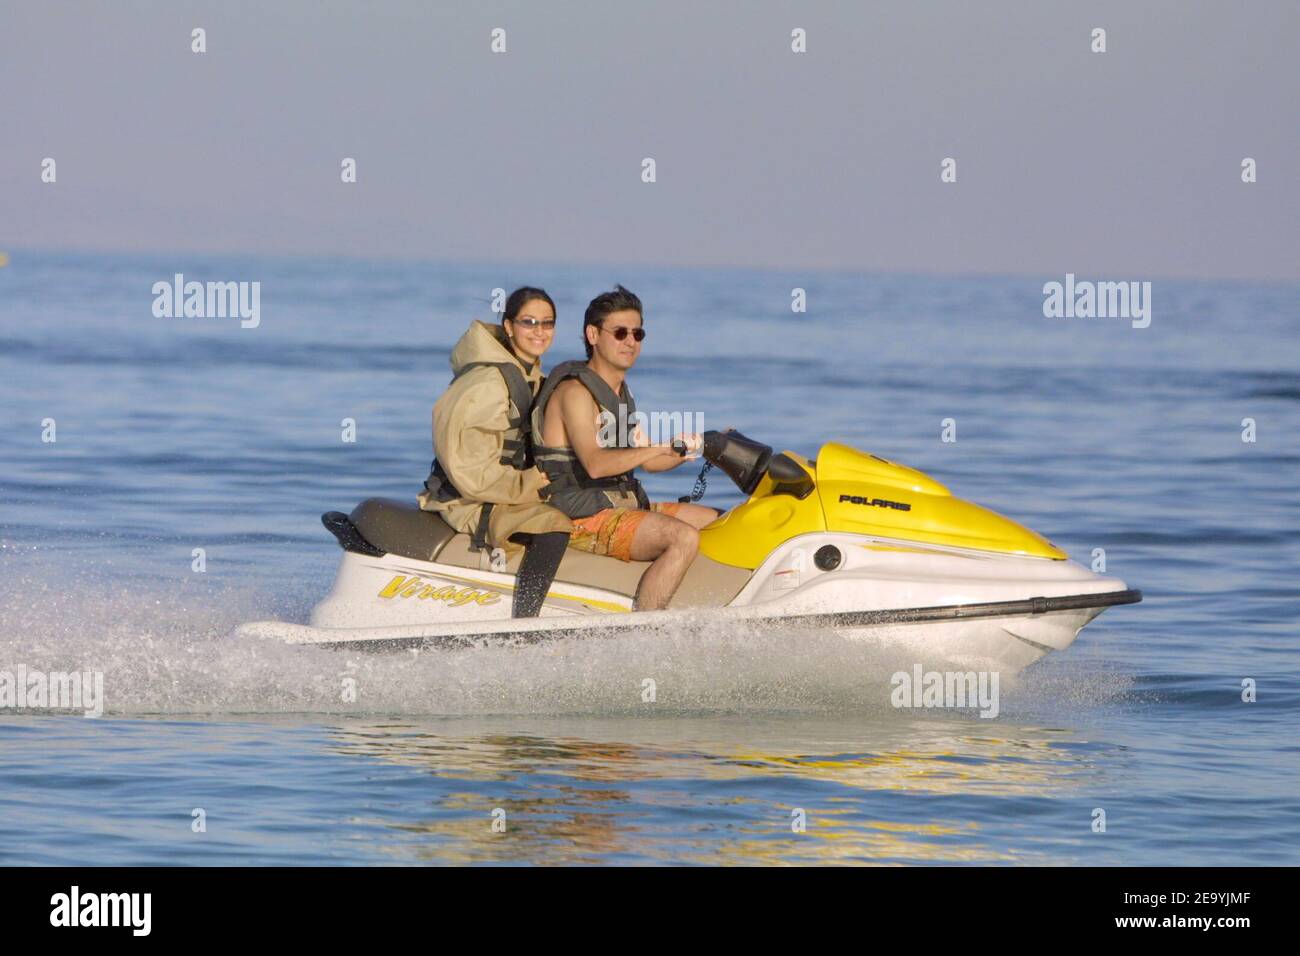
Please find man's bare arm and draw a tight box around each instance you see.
[557,383,678,478]
[640,431,702,472]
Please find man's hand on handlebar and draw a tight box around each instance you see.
[674,433,704,460]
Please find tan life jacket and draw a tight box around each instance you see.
[417,322,571,550]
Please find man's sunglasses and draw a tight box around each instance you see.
[599,325,646,342]
[509,317,556,330]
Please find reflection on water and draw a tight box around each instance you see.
[325,716,1118,864]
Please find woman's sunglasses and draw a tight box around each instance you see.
[600,325,646,342]
[509,317,556,330]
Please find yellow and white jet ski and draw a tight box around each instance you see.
[237,432,1139,671]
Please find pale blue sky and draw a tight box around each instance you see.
[3,0,1297,279]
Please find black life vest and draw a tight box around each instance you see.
[422,360,537,550]
[529,360,650,518]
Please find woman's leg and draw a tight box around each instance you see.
[511,532,571,617]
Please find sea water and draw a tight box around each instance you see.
[1,251,1297,864]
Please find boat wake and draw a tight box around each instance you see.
[0,571,1133,719]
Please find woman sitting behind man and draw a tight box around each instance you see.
[418,287,573,617]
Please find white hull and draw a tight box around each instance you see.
[237,532,1137,672]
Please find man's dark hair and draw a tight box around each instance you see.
[583,285,642,359]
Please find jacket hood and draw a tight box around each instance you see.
[449,320,539,379]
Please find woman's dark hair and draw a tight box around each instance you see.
[583,284,642,359]
[502,286,555,326]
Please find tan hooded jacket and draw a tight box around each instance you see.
[417,321,572,549]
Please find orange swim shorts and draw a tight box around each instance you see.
[567,501,686,563]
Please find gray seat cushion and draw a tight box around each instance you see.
[349,498,456,562]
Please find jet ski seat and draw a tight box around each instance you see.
[322,497,457,562]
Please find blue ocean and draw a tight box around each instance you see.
[1,250,1297,865]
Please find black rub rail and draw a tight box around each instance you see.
[311,589,1144,653]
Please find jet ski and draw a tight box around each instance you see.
[236,431,1140,671]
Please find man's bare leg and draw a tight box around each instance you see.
[670,503,720,530]
[628,513,700,610]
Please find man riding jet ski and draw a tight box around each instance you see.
[237,294,1140,671]
[416,284,714,617]
[531,285,719,609]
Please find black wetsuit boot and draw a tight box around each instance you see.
[511,532,570,618]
